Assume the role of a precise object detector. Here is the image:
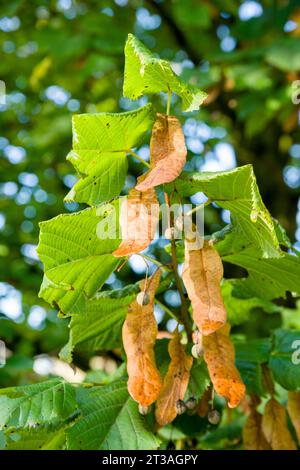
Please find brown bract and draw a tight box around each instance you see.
[135,113,187,191]
[113,175,159,257]
[155,330,193,426]
[287,391,300,443]
[243,409,271,450]
[197,387,211,418]
[262,398,296,450]
[203,324,246,408]
[123,270,162,406]
[182,240,227,335]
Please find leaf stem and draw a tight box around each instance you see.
[166,88,172,115]
[140,253,172,271]
[186,198,211,216]
[155,298,178,321]
[127,150,151,169]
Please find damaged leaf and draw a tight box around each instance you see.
[123,270,162,406]
[113,175,159,257]
[287,391,300,444]
[136,114,187,192]
[243,409,271,450]
[262,398,296,450]
[203,324,246,408]
[155,330,193,426]
[182,240,227,335]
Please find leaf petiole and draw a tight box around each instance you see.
[155,298,178,321]
[127,149,151,169]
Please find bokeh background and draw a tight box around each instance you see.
[0,0,300,386]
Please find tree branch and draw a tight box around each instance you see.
[147,0,201,64]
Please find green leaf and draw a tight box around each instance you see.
[223,248,300,300]
[4,424,67,450]
[236,361,265,396]
[269,329,300,391]
[65,151,128,206]
[61,284,139,362]
[222,281,280,325]
[0,379,77,429]
[66,103,154,205]
[234,338,272,364]
[199,419,244,449]
[37,204,120,315]
[266,38,300,72]
[123,34,207,112]
[281,300,300,330]
[67,380,160,450]
[235,338,271,395]
[186,361,210,400]
[174,165,280,257]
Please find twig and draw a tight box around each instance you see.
[164,192,192,340]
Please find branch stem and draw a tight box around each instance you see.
[164,192,192,340]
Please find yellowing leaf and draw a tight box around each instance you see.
[135,113,187,191]
[122,270,162,406]
[262,398,296,450]
[155,330,193,426]
[243,409,271,450]
[287,391,300,444]
[113,176,159,257]
[30,57,52,90]
[203,324,246,408]
[182,241,227,335]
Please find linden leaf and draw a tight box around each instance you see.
[243,409,271,450]
[155,330,193,426]
[113,175,159,257]
[123,270,162,406]
[262,398,296,450]
[287,391,300,444]
[182,240,227,335]
[65,103,154,206]
[123,34,207,112]
[135,113,187,192]
[203,324,246,408]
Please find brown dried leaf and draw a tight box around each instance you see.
[262,398,296,450]
[182,240,227,335]
[203,324,246,408]
[113,175,159,257]
[135,113,187,191]
[243,409,271,450]
[155,330,193,426]
[197,386,211,418]
[287,391,300,444]
[123,270,162,406]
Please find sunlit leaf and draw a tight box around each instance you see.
[123,34,207,112]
